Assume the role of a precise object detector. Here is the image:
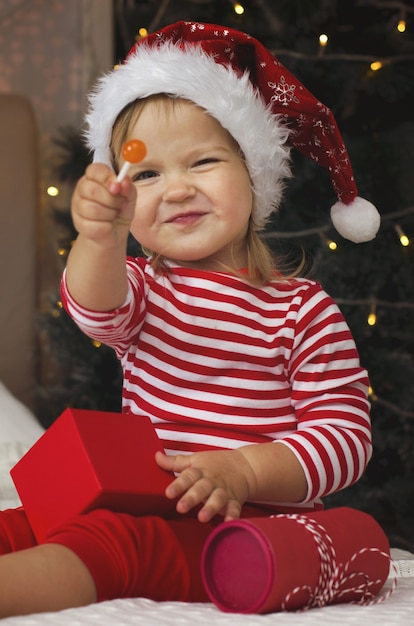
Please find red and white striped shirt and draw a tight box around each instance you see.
[61,257,372,512]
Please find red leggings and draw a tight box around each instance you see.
[0,506,268,603]
[0,507,214,602]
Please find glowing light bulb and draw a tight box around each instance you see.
[320,233,337,250]
[318,34,328,56]
[47,186,59,197]
[368,386,378,401]
[52,300,63,319]
[397,19,406,33]
[367,312,377,326]
[370,61,382,71]
[367,302,377,326]
[233,3,245,15]
[395,224,410,246]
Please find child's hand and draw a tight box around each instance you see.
[155,449,256,523]
[71,163,137,248]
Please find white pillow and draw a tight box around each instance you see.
[0,381,45,509]
[0,381,44,444]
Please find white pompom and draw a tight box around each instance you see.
[330,197,381,243]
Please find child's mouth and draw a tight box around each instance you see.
[168,212,207,225]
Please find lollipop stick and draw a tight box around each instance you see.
[116,161,131,183]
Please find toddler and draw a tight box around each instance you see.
[0,21,380,617]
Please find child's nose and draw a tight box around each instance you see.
[162,174,196,202]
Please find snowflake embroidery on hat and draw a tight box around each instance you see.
[316,104,336,132]
[313,134,322,148]
[189,23,205,32]
[313,118,328,135]
[268,76,300,107]
[223,46,235,61]
[297,113,308,129]
[341,146,350,169]
[317,101,329,114]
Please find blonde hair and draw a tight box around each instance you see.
[110,94,306,285]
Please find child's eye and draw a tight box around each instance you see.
[193,158,219,167]
[132,170,158,181]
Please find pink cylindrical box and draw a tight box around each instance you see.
[201,507,390,614]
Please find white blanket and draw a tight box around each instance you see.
[1,552,413,626]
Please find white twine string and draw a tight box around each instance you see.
[273,513,398,611]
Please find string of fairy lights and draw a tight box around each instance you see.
[48,0,414,316]
[117,0,414,68]
[264,205,413,330]
[46,0,413,417]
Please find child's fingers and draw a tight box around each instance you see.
[155,452,194,499]
[73,170,135,232]
[174,473,216,512]
[155,451,192,473]
[108,179,124,195]
[155,451,246,521]
[222,499,243,522]
[79,177,124,210]
[179,485,242,522]
[166,467,204,501]
[198,495,242,523]
[154,450,172,468]
[84,162,115,185]
[196,487,229,522]
[82,163,131,204]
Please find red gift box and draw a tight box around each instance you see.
[11,408,174,541]
[201,507,391,614]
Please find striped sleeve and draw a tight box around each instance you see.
[279,283,372,502]
[60,259,147,360]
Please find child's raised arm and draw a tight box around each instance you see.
[65,163,137,312]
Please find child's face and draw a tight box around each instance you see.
[120,98,254,271]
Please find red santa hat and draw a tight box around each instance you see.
[86,21,380,242]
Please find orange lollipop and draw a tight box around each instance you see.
[116,139,147,182]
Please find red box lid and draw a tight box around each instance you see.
[11,409,174,541]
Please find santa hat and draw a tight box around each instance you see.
[86,21,380,242]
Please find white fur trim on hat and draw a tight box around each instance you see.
[86,42,292,230]
[331,197,381,243]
